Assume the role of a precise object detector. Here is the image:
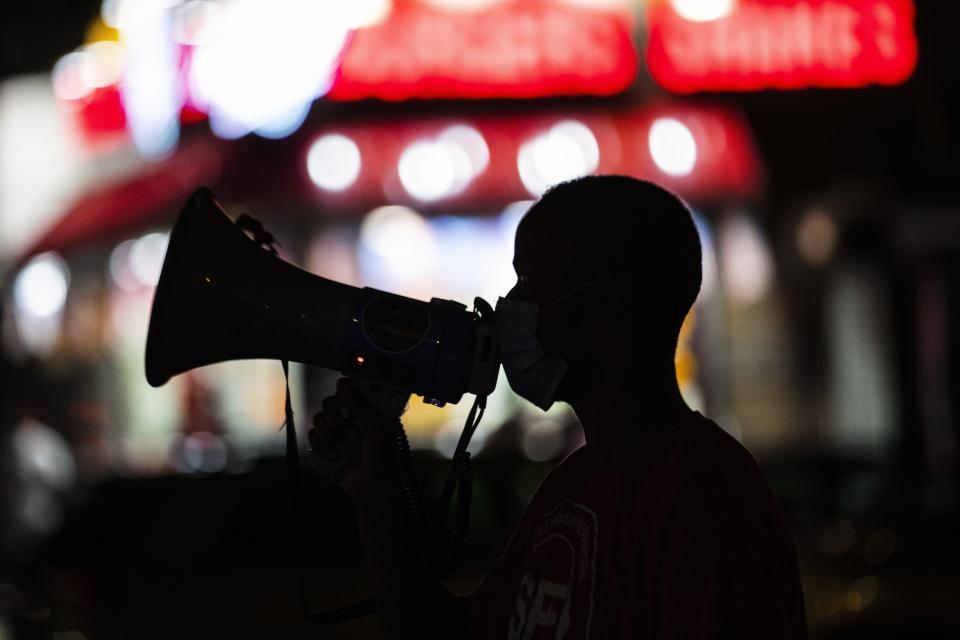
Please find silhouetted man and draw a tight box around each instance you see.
[311,176,807,638]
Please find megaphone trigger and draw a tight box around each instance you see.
[352,379,411,419]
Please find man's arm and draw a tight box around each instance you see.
[310,378,469,638]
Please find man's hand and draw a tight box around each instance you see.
[308,377,401,503]
[308,378,467,638]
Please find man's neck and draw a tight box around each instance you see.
[571,364,691,470]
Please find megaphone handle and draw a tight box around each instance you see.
[309,380,410,483]
[352,380,411,419]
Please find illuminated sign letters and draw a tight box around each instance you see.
[329,4,638,101]
[646,0,918,92]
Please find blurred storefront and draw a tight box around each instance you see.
[3,0,779,474]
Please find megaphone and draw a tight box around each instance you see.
[145,188,498,622]
[146,187,499,411]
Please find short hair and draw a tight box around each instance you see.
[522,175,702,340]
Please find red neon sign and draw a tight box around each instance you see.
[329,3,638,101]
[646,0,918,92]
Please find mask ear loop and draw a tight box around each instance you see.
[540,271,616,312]
[280,359,380,624]
[547,272,622,361]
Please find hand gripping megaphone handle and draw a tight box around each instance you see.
[308,380,411,483]
[353,379,411,418]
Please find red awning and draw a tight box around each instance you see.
[18,141,224,265]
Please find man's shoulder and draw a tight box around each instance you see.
[674,412,768,485]
[666,412,790,529]
[532,445,591,498]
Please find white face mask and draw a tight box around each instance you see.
[495,273,612,411]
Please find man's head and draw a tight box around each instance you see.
[508,175,702,402]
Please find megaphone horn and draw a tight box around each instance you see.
[145,187,357,388]
[145,188,499,406]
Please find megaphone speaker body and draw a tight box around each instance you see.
[146,188,497,407]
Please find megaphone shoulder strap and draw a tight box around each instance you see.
[232,210,379,624]
[280,358,379,624]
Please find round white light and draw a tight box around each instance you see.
[109,239,140,292]
[52,51,96,102]
[648,117,698,177]
[438,124,490,179]
[129,232,169,287]
[172,0,221,46]
[83,41,125,89]
[670,0,736,22]
[521,419,566,462]
[307,133,362,191]
[13,420,77,489]
[398,141,458,202]
[361,206,432,260]
[190,0,350,139]
[397,124,488,201]
[718,213,774,304]
[13,253,70,319]
[254,102,312,140]
[339,0,393,28]
[359,206,437,287]
[517,120,599,196]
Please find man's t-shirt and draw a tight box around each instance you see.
[468,411,807,639]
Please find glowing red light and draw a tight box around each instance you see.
[329,3,638,101]
[71,85,128,149]
[646,0,918,93]
[356,356,366,365]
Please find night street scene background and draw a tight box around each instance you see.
[1,1,959,638]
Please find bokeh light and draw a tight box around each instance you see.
[670,0,737,22]
[438,124,490,181]
[307,133,363,192]
[172,0,221,45]
[398,125,488,201]
[359,206,437,289]
[649,117,697,177]
[83,41,125,89]
[14,252,70,319]
[398,141,460,201]
[718,212,775,304]
[341,0,394,28]
[52,51,97,103]
[119,0,181,158]
[129,232,170,288]
[517,120,599,196]
[189,0,350,139]
[796,207,839,266]
[521,418,566,462]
